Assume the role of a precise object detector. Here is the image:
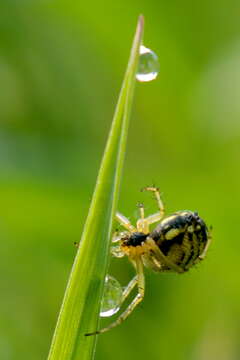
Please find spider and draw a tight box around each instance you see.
[85,187,211,336]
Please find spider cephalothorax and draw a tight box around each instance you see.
[86,187,211,336]
[123,232,148,247]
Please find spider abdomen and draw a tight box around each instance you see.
[150,210,208,271]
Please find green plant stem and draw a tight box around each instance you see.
[47,15,144,360]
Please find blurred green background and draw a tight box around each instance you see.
[1,1,240,359]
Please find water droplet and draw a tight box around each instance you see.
[100,275,123,317]
[136,45,159,82]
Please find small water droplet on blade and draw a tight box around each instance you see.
[136,45,159,82]
[100,275,123,317]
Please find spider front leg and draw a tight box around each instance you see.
[85,259,145,336]
[142,187,165,225]
[116,211,137,232]
[136,187,165,233]
[111,212,137,256]
[136,202,149,233]
[112,230,129,243]
[111,215,134,257]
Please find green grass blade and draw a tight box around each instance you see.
[47,15,144,360]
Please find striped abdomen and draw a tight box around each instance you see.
[150,211,208,271]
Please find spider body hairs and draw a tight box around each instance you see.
[85,187,211,336]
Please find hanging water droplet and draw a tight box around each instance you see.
[136,45,159,82]
[100,275,123,317]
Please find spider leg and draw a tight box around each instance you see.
[138,202,145,219]
[111,244,125,258]
[116,211,137,232]
[136,204,149,233]
[142,187,165,225]
[112,230,130,243]
[121,275,138,303]
[198,229,212,261]
[85,259,144,336]
[146,238,185,273]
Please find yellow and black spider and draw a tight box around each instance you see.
[86,187,211,336]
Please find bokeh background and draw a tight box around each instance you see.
[1,1,240,359]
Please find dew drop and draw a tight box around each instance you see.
[100,275,123,317]
[136,45,159,82]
